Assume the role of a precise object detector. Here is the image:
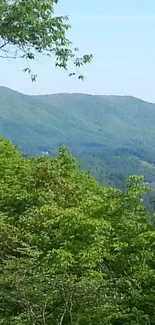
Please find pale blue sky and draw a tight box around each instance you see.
[1,0,155,101]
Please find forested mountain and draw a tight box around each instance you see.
[1,86,155,192]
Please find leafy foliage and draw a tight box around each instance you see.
[0,0,92,80]
[0,137,155,324]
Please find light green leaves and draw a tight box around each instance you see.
[0,138,155,324]
[0,0,93,80]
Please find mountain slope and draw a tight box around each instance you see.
[1,86,155,190]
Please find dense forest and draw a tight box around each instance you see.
[1,137,155,324]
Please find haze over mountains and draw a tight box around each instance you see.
[1,86,155,190]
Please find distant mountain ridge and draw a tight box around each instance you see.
[1,86,155,194]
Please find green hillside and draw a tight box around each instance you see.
[1,86,155,192]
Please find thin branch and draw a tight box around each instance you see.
[0,41,9,50]
[42,298,49,325]
[59,302,68,325]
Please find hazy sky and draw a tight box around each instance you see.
[1,0,155,101]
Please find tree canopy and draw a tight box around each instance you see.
[0,0,92,80]
[1,137,155,324]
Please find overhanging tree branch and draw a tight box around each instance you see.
[0,0,93,80]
